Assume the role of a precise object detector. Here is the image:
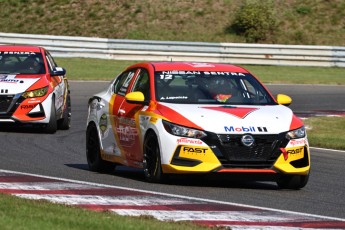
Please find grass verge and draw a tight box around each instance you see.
[0,193,208,230]
[56,58,345,85]
[304,116,345,150]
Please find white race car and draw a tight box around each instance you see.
[86,62,310,189]
[0,45,71,133]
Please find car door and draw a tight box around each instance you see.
[109,68,139,164]
[113,68,150,165]
[45,51,65,112]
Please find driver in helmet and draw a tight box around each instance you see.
[202,76,235,102]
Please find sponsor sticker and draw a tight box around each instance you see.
[224,126,267,133]
[177,138,203,145]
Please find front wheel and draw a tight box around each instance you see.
[277,173,309,190]
[58,92,71,130]
[45,98,57,134]
[143,132,165,183]
[86,123,115,173]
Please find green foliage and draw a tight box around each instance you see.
[0,0,344,45]
[227,0,278,43]
[296,5,312,15]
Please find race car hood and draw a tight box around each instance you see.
[157,103,296,134]
[0,74,41,94]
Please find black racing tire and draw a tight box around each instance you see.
[45,98,57,134]
[86,123,116,173]
[58,92,71,130]
[143,131,166,183]
[277,173,309,190]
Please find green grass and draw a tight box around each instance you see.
[56,58,345,85]
[304,116,345,150]
[1,0,345,46]
[0,193,208,230]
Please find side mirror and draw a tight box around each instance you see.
[51,67,66,76]
[125,91,147,104]
[276,94,292,106]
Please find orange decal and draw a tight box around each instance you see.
[289,114,304,130]
[156,103,203,130]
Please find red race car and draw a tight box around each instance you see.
[0,45,71,133]
[86,62,310,189]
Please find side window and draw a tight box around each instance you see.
[45,51,57,72]
[131,69,150,100]
[114,69,136,96]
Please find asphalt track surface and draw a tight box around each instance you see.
[0,82,344,219]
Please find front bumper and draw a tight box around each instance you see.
[162,131,310,176]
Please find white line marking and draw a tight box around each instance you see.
[111,209,319,222]
[15,194,199,206]
[1,169,344,222]
[0,182,95,190]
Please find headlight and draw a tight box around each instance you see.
[163,120,207,139]
[286,126,306,139]
[22,86,48,98]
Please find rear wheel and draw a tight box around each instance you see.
[143,132,165,183]
[277,173,309,190]
[86,123,115,173]
[45,98,57,134]
[58,92,71,130]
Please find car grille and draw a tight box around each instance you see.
[0,95,14,113]
[203,133,288,169]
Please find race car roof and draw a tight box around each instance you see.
[0,45,43,52]
[128,62,250,73]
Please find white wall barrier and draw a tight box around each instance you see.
[0,32,344,67]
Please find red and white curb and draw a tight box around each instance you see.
[0,169,344,229]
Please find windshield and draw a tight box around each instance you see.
[155,71,276,105]
[0,52,45,74]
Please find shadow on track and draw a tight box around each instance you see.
[65,163,279,190]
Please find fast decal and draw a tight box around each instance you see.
[181,146,207,155]
[280,147,304,161]
[224,126,267,133]
[202,106,258,119]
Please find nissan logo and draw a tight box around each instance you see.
[241,135,255,147]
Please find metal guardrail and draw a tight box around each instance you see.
[0,32,344,67]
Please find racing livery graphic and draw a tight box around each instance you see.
[0,45,71,133]
[86,62,310,189]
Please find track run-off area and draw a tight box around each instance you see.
[0,82,344,229]
[0,169,344,229]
